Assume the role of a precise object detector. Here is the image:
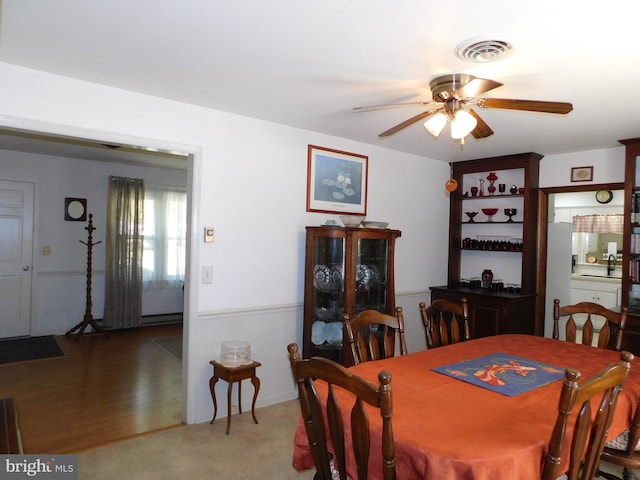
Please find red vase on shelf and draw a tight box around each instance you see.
[487,172,498,196]
[482,269,494,289]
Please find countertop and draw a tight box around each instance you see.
[571,273,622,284]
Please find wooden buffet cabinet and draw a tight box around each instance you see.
[429,287,537,338]
[430,152,543,338]
[303,226,401,365]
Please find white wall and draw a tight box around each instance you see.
[540,148,625,187]
[0,62,451,424]
[0,150,187,335]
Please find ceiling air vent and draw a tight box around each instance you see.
[454,36,515,63]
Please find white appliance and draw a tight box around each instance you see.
[545,222,573,338]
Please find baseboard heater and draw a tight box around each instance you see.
[141,313,183,325]
[92,313,183,328]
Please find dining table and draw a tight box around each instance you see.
[291,334,640,480]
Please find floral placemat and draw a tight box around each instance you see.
[432,352,565,396]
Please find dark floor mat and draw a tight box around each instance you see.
[0,336,64,365]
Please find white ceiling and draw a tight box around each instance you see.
[1,0,640,163]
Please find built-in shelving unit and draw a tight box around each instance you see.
[612,137,640,353]
[430,152,543,337]
[621,138,640,318]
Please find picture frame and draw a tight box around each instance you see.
[570,166,593,182]
[64,197,87,221]
[306,145,368,215]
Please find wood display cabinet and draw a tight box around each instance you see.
[303,226,401,365]
[620,137,640,353]
[430,152,543,337]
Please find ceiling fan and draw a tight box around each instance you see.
[353,74,573,140]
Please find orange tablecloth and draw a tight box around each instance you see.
[292,334,640,480]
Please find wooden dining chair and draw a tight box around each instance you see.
[419,298,470,349]
[287,343,396,480]
[552,299,627,351]
[598,396,640,480]
[541,350,634,480]
[343,307,407,366]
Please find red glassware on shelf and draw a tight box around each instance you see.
[482,269,493,289]
[486,172,498,196]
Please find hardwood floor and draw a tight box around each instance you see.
[0,324,183,453]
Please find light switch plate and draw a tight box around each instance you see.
[202,265,213,284]
[204,227,215,243]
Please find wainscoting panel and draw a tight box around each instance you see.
[397,290,430,353]
[188,294,428,424]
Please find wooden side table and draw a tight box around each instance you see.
[209,360,261,434]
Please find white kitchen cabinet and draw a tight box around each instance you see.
[569,277,622,336]
[570,278,621,308]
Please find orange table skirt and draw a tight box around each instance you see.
[292,334,640,480]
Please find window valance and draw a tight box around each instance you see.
[572,214,624,233]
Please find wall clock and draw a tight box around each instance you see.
[595,190,613,204]
[64,197,87,221]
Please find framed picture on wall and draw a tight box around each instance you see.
[570,166,593,182]
[306,145,368,215]
[64,197,87,221]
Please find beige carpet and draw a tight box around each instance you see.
[78,399,314,480]
[77,397,630,479]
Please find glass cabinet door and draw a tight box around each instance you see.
[355,238,389,314]
[308,234,346,361]
[311,235,345,321]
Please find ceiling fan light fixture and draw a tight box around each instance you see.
[424,113,448,137]
[450,110,477,139]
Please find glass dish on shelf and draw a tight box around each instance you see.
[504,208,517,222]
[311,321,326,345]
[324,322,343,346]
[481,208,499,222]
[465,212,478,222]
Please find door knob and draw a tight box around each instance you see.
[22,265,30,271]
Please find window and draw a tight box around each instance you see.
[142,185,187,290]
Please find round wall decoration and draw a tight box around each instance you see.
[64,197,87,221]
[595,190,613,204]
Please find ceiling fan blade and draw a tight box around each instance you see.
[353,101,438,113]
[467,109,494,139]
[454,78,503,99]
[479,98,573,114]
[378,109,442,137]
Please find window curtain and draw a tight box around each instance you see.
[104,176,145,329]
[142,186,186,290]
[572,214,624,233]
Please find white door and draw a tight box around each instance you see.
[0,180,34,338]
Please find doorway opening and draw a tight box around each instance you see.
[540,184,624,338]
[0,124,196,431]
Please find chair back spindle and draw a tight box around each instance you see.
[541,351,634,480]
[287,343,396,480]
[552,299,626,351]
[344,307,407,365]
[419,298,470,349]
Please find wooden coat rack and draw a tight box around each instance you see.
[65,213,105,339]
